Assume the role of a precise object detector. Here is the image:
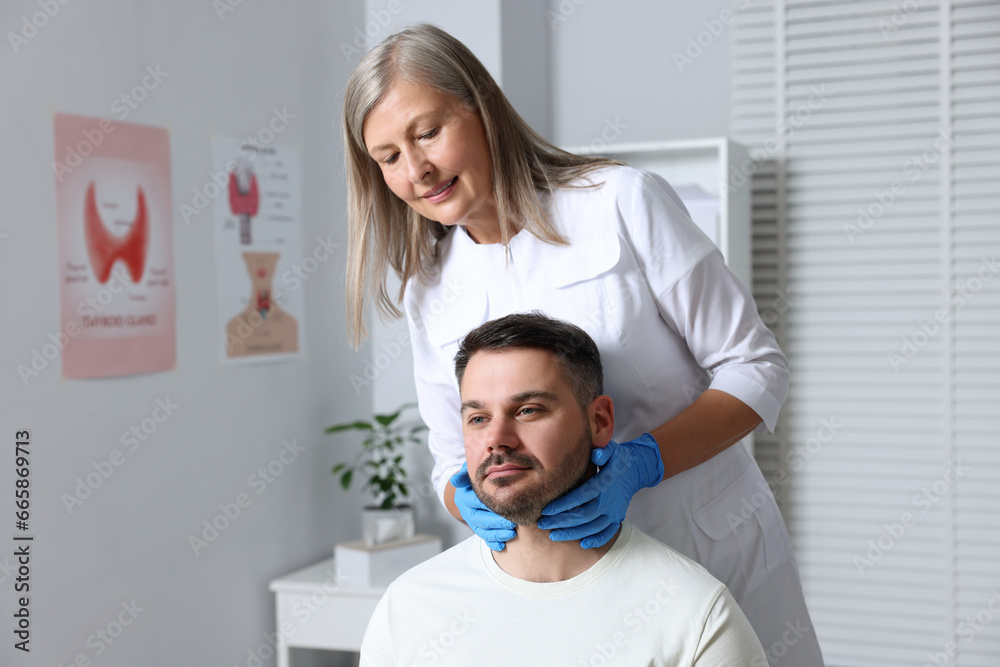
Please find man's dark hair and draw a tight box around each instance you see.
[454,312,603,407]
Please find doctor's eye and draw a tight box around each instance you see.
[381,153,399,166]
[419,128,439,140]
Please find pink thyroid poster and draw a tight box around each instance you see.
[53,113,176,379]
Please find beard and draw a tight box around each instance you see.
[471,422,593,527]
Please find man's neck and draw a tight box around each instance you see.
[491,523,622,583]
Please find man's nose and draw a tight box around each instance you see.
[484,416,518,453]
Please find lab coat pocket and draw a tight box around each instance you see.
[542,231,621,288]
[692,464,788,601]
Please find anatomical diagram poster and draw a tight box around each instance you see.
[211,136,303,364]
[53,113,176,379]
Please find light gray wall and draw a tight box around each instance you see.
[550,0,735,146]
[500,0,553,139]
[0,1,366,666]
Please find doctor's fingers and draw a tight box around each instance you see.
[538,496,604,530]
[468,506,516,531]
[539,478,603,516]
[581,523,621,550]
[544,513,614,543]
[450,465,473,488]
[478,525,517,543]
[590,440,620,467]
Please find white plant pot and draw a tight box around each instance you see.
[361,504,415,547]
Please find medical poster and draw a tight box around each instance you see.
[53,113,176,379]
[211,136,304,364]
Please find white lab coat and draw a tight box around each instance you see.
[403,165,824,666]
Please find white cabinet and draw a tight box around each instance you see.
[269,557,385,665]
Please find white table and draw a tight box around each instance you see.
[268,557,386,667]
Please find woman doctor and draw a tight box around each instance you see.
[342,24,823,666]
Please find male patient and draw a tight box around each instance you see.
[360,312,766,666]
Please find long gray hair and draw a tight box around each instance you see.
[343,23,619,346]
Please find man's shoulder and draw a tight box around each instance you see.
[362,536,485,661]
[618,524,729,596]
[382,535,483,594]
[622,524,717,574]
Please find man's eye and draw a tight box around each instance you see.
[518,407,538,417]
[469,416,487,425]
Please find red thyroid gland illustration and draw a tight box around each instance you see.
[84,182,149,283]
[228,168,259,245]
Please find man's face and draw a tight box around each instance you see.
[460,348,593,526]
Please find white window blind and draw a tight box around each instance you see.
[732,1,1000,665]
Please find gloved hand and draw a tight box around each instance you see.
[537,433,664,549]
[450,463,517,551]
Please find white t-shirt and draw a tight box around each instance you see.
[360,523,766,666]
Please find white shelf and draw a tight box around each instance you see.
[562,137,752,288]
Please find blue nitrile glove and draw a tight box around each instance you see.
[450,463,517,551]
[537,433,665,549]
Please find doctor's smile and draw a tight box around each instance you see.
[422,176,458,201]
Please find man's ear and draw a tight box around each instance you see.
[588,395,615,448]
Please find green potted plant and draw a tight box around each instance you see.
[326,402,427,546]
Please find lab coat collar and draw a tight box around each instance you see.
[419,227,492,347]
